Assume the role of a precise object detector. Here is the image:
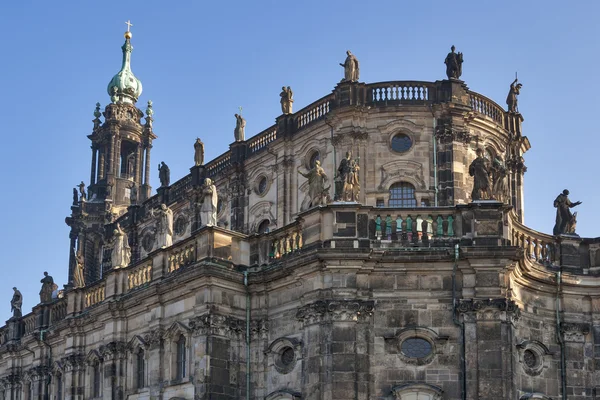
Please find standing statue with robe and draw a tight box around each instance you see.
[151,204,174,248]
[73,248,86,288]
[158,162,170,187]
[552,189,582,235]
[298,160,329,208]
[111,223,131,269]
[340,51,360,82]
[234,114,246,141]
[490,156,509,203]
[342,158,360,202]
[506,78,523,113]
[280,86,294,114]
[39,272,56,304]
[200,178,218,226]
[469,148,491,201]
[444,45,463,80]
[11,287,22,318]
[194,138,205,166]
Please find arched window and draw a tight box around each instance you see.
[257,219,270,234]
[176,335,187,380]
[389,182,416,207]
[136,348,145,389]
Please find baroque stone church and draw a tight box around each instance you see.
[1,28,599,400]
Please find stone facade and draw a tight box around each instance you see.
[1,40,600,400]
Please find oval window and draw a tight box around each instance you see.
[391,133,413,153]
[401,337,432,358]
[258,176,268,195]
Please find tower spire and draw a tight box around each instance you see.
[107,22,143,104]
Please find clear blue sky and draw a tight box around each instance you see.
[0,1,598,322]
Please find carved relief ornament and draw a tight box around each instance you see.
[379,160,427,191]
[295,300,375,325]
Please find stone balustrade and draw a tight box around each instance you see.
[371,208,459,246]
[469,91,505,127]
[269,224,304,260]
[22,313,36,335]
[50,298,67,324]
[295,95,333,129]
[368,81,435,103]
[85,283,106,308]
[247,126,277,155]
[127,263,153,290]
[205,153,231,178]
[168,241,197,273]
[508,210,557,265]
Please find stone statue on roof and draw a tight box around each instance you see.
[234,114,246,141]
[280,86,294,114]
[11,287,22,318]
[158,161,170,187]
[444,45,463,80]
[340,51,359,82]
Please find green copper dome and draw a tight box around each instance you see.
[107,32,143,104]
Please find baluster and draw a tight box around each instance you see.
[297,231,303,249]
[416,215,424,242]
[447,216,455,237]
[375,215,382,239]
[534,238,540,261]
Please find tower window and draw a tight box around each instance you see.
[390,133,413,153]
[93,363,101,397]
[389,182,416,207]
[136,348,145,389]
[176,335,187,380]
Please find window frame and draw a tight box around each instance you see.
[388,182,417,208]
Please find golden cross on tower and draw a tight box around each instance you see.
[238,106,243,116]
[125,20,133,32]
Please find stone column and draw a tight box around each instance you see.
[296,300,374,400]
[189,313,245,399]
[98,149,106,181]
[458,299,519,400]
[144,145,151,185]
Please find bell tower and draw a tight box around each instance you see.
[66,25,156,286]
[87,24,156,208]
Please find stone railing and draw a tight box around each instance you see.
[50,298,68,324]
[508,210,557,265]
[247,126,277,155]
[168,240,197,273]
[367,81,436,103]
[128,263,153,290]
[0,327,6,346]
[266,222,304,261]
[169,175,193,203]
[370,207,460,246]
[469,91,505,127]
[22,313,36,335]
[206,153,232,178]
[296,95,333,130]
[85,282,106,308]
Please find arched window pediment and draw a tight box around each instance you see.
[265,389,302,400]
[392,382,443,400]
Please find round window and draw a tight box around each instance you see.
[401,338,432,358]
[281,347,295,366]
[523,349,537,368]
[258,176,268,195]
[174,216,188,236]
[391,133,413,153]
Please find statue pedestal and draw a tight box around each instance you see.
[190,165,205,187]
[558,234,582,268]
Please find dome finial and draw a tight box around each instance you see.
[124,20,133,39]
[107,23,143,104]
